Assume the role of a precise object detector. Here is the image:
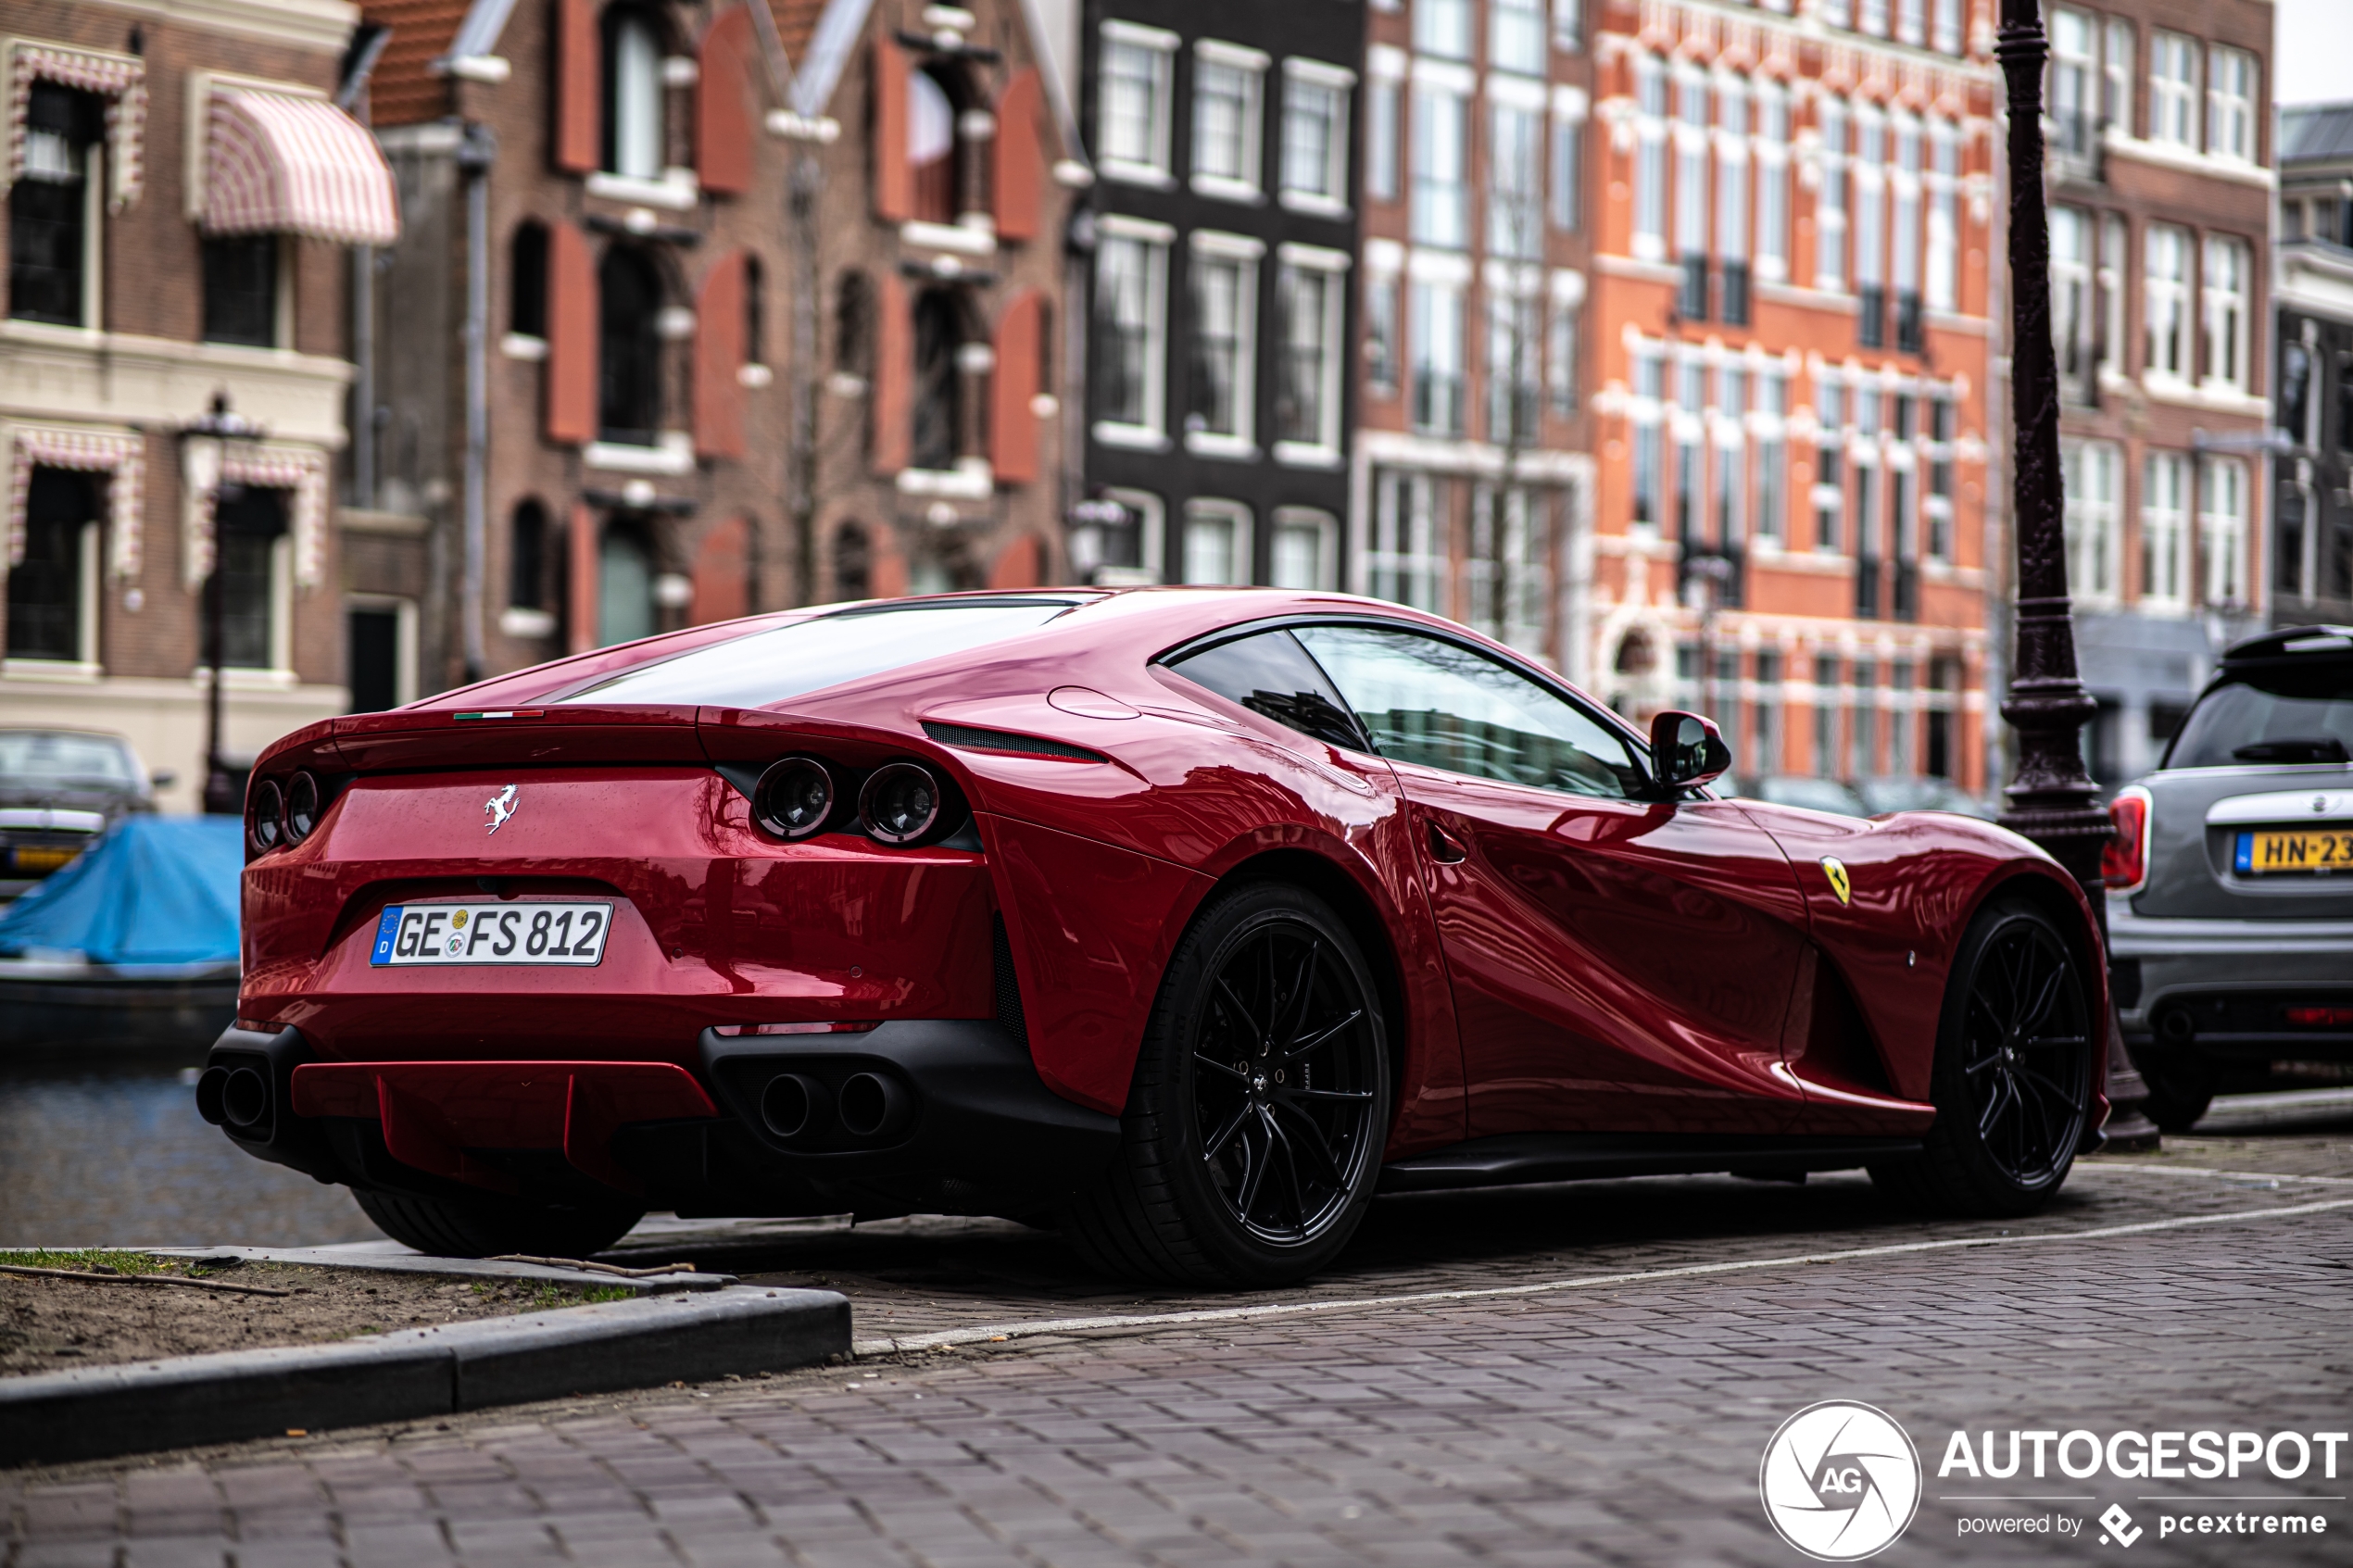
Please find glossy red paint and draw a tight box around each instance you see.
[237,587,2104,1201]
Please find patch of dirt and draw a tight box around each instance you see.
[0,1254,633,1376]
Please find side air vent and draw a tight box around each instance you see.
[992,914,1028,1049]
[922,721,1109,764]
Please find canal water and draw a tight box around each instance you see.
[0,1050,384,1248]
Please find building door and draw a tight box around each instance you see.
[7,468,94,661]
[598,517,655,645]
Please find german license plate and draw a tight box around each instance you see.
[370,902,613,966]
[2235,830,2353,875]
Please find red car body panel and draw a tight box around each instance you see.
[222,588,2108,1213]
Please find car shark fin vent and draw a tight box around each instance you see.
[921,721,1109,764]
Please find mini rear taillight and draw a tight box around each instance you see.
[247,778,284,855]
[2101,786,2150,892]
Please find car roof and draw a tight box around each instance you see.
[2216,624,2353,670]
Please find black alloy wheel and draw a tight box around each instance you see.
[1871,900,2094,1217]
[1064,883,1390,1286]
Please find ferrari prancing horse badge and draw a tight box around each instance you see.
[1820,857,1852,905]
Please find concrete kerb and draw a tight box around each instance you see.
[145,1246,733,1294]
[0,1284,850,1468]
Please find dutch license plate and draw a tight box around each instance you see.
[370,902,613,966]
[2235,830,2353,875]
[10,846,82,873]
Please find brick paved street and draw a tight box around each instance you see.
[7,1129,2352,1568]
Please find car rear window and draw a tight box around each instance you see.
[0,732,140,786]
[552,600,1084,709]
[2165,665,2353,769]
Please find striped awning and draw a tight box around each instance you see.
[203,88,397,245]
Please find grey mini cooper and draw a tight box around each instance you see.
[2105,626,2353,1130]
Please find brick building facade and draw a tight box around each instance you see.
[2037,0,2272,788]
[2273,101,2353,630]
[0,0,394,809]
[354,0,1080,699]
[1579,0,1997,794]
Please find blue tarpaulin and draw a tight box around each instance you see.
[0,816,242,968]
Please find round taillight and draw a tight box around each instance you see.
[283,771,321,845]
[248,778,284,853]
[861,762,942,846]
[754,757,836,840]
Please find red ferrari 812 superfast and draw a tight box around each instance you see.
[201,590,2108,1285]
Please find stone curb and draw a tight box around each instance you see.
[144,1247,731,1294]
[0,1285,849,1468]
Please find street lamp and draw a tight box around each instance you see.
[1992,0,2158,1146]
[182,393,267,817]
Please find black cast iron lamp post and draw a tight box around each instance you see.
[1992,0,2156,1144]
[182,393,267,817]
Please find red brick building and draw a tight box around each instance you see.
[355,0,1081,694]
[0,0,396,807]
[1582,0,2000,795]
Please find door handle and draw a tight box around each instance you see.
[1427,822,1467,864]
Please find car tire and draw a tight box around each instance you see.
[352,1186,644,1260]
[1062,882,1391,1287]
[2136,1057,2214,1135]
[1869,899,2095,1218]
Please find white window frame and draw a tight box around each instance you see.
[1097,21,1177,185]
[1190,39,1268,203]
[1180,497,1254,585]
[2201,234,2248,393]
[608,10,663,181]
[2144,222,2190,383]
[1411,81,1471,250]
[1632,55,1667,262]
[1270,506,1340,591]
[2198,456,2246,608]
[1815,97,1847,292]
[2050,7,2096,152]
[1278,58,1354,217]
[1365,469,1447,610]
[2140,449,2189,612]
[1415,0,1474,61]
[1925,118,1957,311]
[1672,67,1710,265]
[1715,73,1749,266]
[2148,31,2199,150]
[2064,438,2120,606]
[1091,215,1172,445]
[1274,242,1350,464]
[2206,45,2255,163]
[1408,271,1466,436]
[1490,0,1548,76]
[1101,486,1167,583]
[1488,90,1545,260]
[1186,230,1262,458]
[1755,81,1789,281]
[1366,49,1403,203]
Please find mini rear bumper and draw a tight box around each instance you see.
[2106,903,2353,1058]
[200,1019,1121,1220]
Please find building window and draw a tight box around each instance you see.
[347,600,409,712]
[1488,101,1542,259]
[1367,75,1400,202]
[1411,85,1469,249]
[1369,470,1446,609]
[1487,292,1540,444]
[1416,0,1473,60]
[1098,23,1176,181]
[2202,235,2248,391]
[1467,486,1546,651]
[598,245,662,444]
[510,498,549,610]
[2051,205,2094,402]
[833,521,873,599]
[1270,507,1339,591]
[2199,457,2246,607]
[1632,56,1667,261]
[510,220,548,339]
[1549,117,1581,232]
[1547,298,1578,416]
[1093,227,1167,435]
[2098,213,2126,380]
[1814,380,1843,551]
[911,289,962,471]
[1366,272,1399,395]
[908,66,959,222]
[8,82,103,328]
[743,255,766,371]
[2144,223,2189,381]
[1717,82,1749,324]
[1926,394,1954,558]
[2103,18,2135,132]
[1814,654,1842,777]
[1849,660,1877,777]
[2206,46,2255,161]
[2147,31,2198,150]
[1755,85,1788,280]
[1491,0,1547,74]
[1279,61,1353,213]
[6,469,96,662]
[1757,371,1786,544]
[1275,257,1344,454]
[1932,0,1961,53]
[598,514,656,646]
[1673,71,1710,310]
[217,485,289,671]
[1191,42,1266,199]
[2282,339,2312,445]
[2141,450,2189,608]
[1890,114,1920,349]
[1408,280,1465,436]
[1632,351,1663,528]
[1924,119,1957,311]
[1852,108,1884,345]
[202,234,279,347]
[602,5,664,180]
[2050,8,2097,156]
[1188,239,1258,449]
[1180,498,1252,583]
[1815,97,1846,292]
[1753,651,1782,774]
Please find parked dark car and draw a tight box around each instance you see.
[1856,776,1999,821]
[0,730,159,898]
[2105,626,2353,1130]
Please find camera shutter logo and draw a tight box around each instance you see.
[1759,1401,1921,1561]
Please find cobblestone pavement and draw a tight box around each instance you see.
[7,1134,2351,1568]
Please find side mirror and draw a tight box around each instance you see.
[1647,710,1732,795]
[148,771,178,791]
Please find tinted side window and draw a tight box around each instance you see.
[1295,625,1643,798]
[1167,631,1369,751]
